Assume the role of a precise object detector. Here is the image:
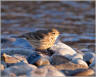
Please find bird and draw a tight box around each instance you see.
[12,28,60,50]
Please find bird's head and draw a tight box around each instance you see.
[48,28,60,40]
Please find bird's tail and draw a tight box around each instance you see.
[11,34,25,38]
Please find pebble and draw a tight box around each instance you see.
[83,52,95,65]
[28,65,65,77]
[72,53,83,60]
[1,61,7,70]
[35,57,50,66]
[27,52,41,64]
[13,54,28,63]
[54,62,88,76]
[27,52,50,66]
[1,71,16,77]
[1,64,5,71]
[50,40,77,59]
[72,68,94,76]
[89,56,96,75]
[80,48,90,52]
[50,54,70,65]
[2,53,21,64]
[1,62,37,76]
[72,59,88,67]
[54,62,88,70]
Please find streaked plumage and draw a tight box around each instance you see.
[14,28,60,50]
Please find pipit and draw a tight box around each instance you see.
[13,28,60,50]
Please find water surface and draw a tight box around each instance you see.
[1,1,95,52]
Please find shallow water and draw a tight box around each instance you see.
[1,1,95,52]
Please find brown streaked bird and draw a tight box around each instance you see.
[13,28,60,50]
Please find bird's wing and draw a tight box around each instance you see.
[11,30,49,40]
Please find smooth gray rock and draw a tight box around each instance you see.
[50,54,70,65]
[50,40,77,60]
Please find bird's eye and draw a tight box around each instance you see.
[52,32,55,34]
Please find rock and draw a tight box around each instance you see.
[44,65,65,76]
[2,62,37,76]
[27,52,50,66]
[1,48,35,57]
[89,56,96,76]
[1,71,16,77]
[13,54,28,63]
[27,66,47,77]
[54,62,88,70]
[72,68,94,76]
[2,53,21,64]
[54,62,88,76]
[28,65,65,76]
[89,56,96,68]
[72,59,88,67]
[83,52,95,65]
[50,40,77,60]
[50,55,70,65]
[27,52,41,64]
[1,64,5,71]
[80,48,90,52]
[72,53,83,60]
[35,57,50,66]
[1,61,7,70]
[71,53,86,66]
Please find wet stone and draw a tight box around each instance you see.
[1,62,37,77]
[1,64,5,71]
[13,54,28,63]
[28,65,65,77]
[27,52,41,64]
[44,65,65,76]
[27,52,50,66]
[1,71,16,77]
[54,62,88,76]
[35,57,50,66]
[72,58,88,67]
[50,54,70,65]
[72,68,95,76]
[27,66,47,77]
[1,61,7,70]
[54,62,88,71]
[2,53,21,64]
[83,52,95,65]
[72,53,83,60]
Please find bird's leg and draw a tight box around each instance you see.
[35,49,47,55]
[47,48,55,56]
[35,48,55,56]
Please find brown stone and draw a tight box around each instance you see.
[1,64,5,71]
[54,62,88,70]
[2,53,21,64]
[72,68,94,76]
[35,57,50,66]
[29,65,65,76]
